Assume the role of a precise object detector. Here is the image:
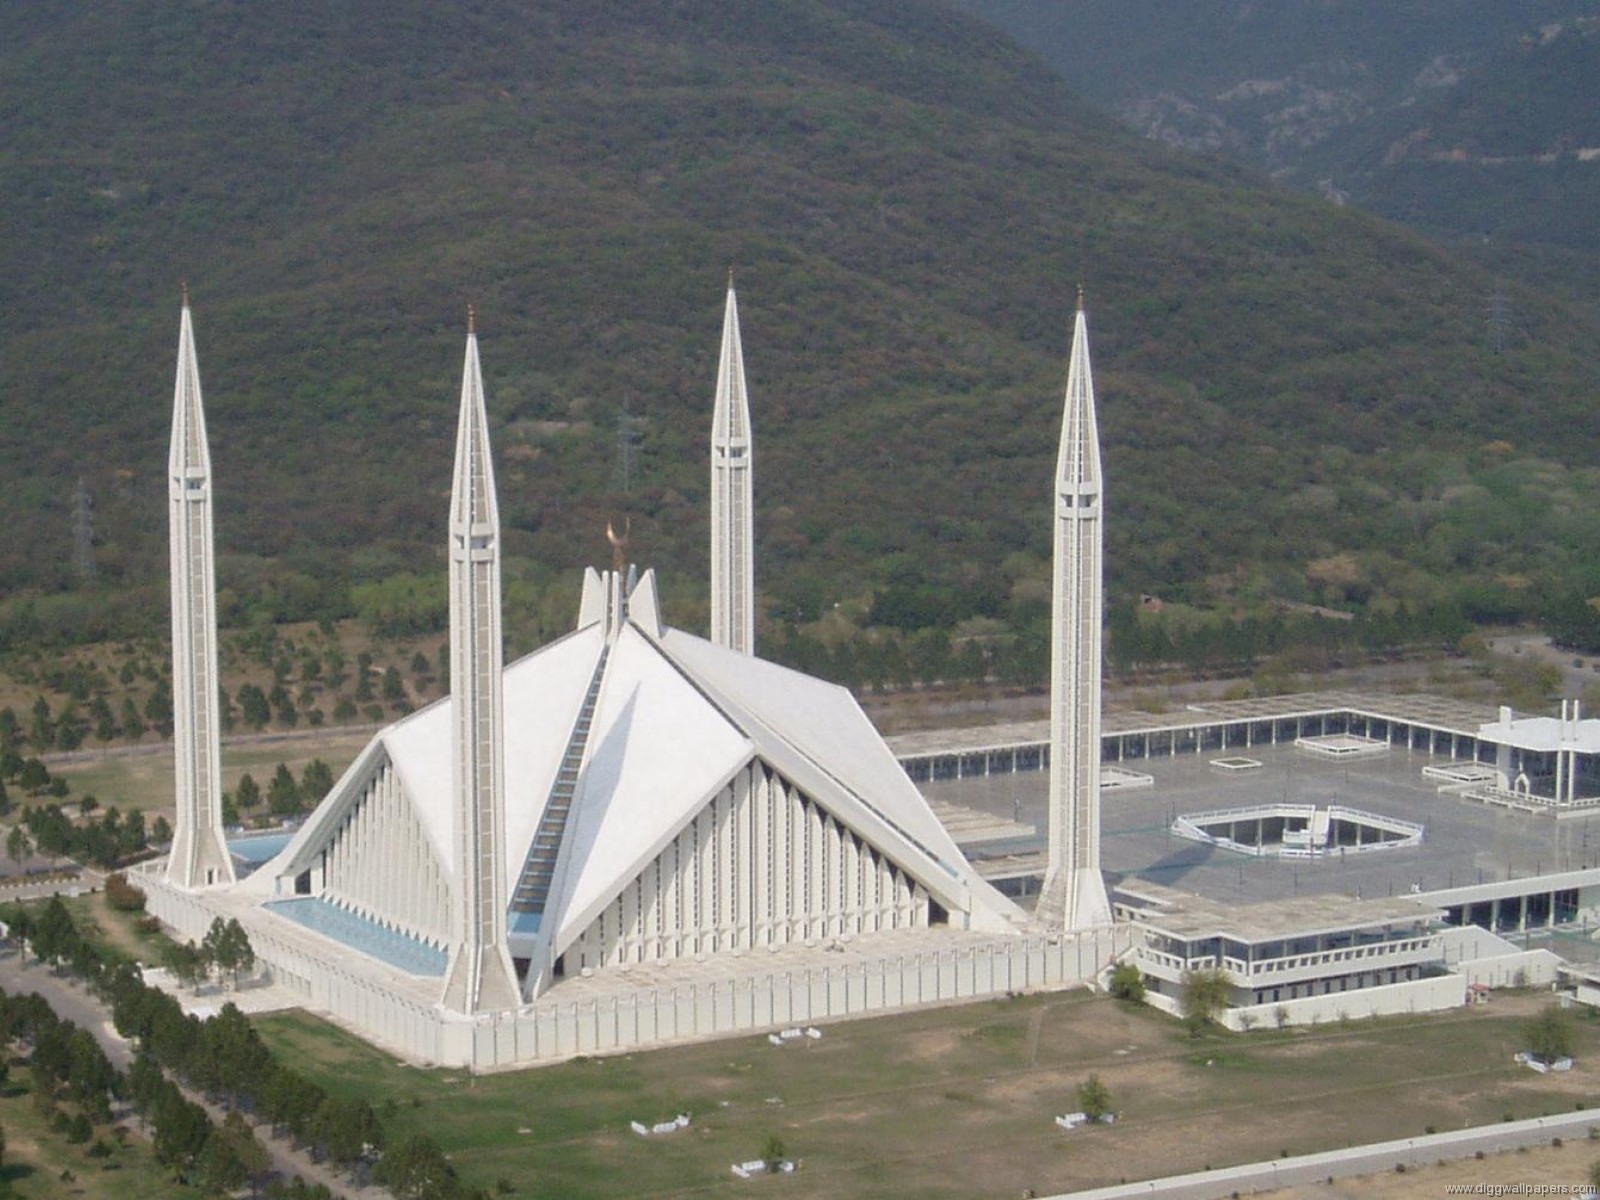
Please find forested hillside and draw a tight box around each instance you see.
[7,0,1600,671]
[960,1,1600,290]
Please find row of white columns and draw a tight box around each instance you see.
[565,764,923,971]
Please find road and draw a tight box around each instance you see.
[0,950,390,1199]
[1050,1108,1600,1200]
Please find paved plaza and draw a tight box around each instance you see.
[924,740,1600,917]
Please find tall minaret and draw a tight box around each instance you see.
[710,275,755,654]
[166,291,236,890]
[440,311,521,1014]
[1040,291,1112,930]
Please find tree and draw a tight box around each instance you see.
[1524,1004,1575,1063]
[202,917,255,989]
[144,679,174,738]
[151,815,173,845]
[300,759,334,804]
[267,764,301,817]
[32,898,77,966]
[1077,1074,1112,1121]
[235,773,262,811]
[120,696,146,742]
[90,696,116,743]
[166,940,206,990]
[5,824,30,868]
[18,758,49,795]
[1107,961,1145,1004]
[237,684,271,731]
[1179,968,1233,1035]
[29,696,53,749]
[762,1132,787,1169]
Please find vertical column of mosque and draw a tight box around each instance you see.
[1042,293,1112,930]
[710,276,755,654]
[166,293,236,890]
[440,312,521,1014]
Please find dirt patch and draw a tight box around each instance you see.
[902,1028,963,1064]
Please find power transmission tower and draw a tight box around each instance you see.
[613,404,646,493]
[1487,287,1513,355]
[72,476,96,581]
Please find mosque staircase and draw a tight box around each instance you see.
[512,645,610,917]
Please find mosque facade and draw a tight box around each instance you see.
[139,284,1123,1068]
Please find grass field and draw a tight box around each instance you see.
[255,989,1600,1199]
[49,728,374,817]
[0,1066,207,1200]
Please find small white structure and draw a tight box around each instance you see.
[1475,702,1600,812]
[1294,733,1388,759]
[1171,804,1423,858]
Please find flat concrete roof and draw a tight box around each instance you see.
[887,691,1509,760]
[920,726,1600,925]
[1117,879,1437,944]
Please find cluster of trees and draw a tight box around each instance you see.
[0,620,444,761]
[0,747,69,814]
[224,760,334,826]
[10,802,160,870]
[0,986,121,1152]
[1,685,171,754]
[757,594,1483,699]
[163,917,257,990]
[7,897,490,1199]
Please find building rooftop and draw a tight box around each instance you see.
[885,691,1509,760]
[1117,879,1437,944]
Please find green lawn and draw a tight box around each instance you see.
[0,1067,207,1200]
[255,990,1600,1199]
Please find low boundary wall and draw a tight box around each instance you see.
[143,874,1129,1070]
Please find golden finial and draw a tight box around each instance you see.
[181,280,190,308]
[605,516,632,572]
[1076,284,1085,313]
[467,304,476,336]
[727,264,735,288]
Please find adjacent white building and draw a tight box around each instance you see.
[1117,882,1464,1028]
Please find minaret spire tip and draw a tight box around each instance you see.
[181,280,190,309]
[467,304,476,337]
[1076,284,1085,314]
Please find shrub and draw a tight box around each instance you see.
[104,872,146,913]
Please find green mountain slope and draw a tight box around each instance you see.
[5,0,1600,654]
[959,3,1600,268]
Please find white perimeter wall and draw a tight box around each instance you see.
[1141,973,1466,1029]
[142,872,1127,1071]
